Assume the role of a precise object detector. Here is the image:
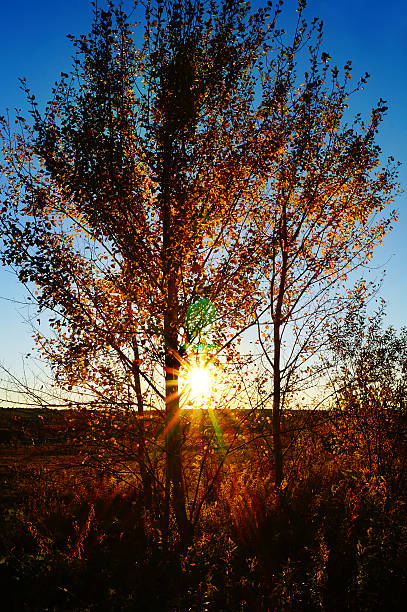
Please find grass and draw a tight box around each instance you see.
[1,406,407,611]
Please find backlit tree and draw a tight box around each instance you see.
[0,0,398,539]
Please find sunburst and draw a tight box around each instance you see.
[180,365,213,406]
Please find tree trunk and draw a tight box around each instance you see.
[272,320,283,487]
[164,345,192,546]
[163,269,192,547]
[272,220,287,488]
[160,120,192,545]
[128,308,151,507]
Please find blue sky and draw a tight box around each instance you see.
[0,0,406,372]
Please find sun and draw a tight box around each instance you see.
[188,367,212,396]
[180,365,212,405]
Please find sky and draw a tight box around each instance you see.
[0,0,406,374]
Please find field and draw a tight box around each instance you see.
[1,406,407,611]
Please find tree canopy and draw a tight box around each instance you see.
[0,0,399,535]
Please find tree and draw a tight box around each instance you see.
[326,304,407,490]
[0,0,398,539]
[248,35,398,486]
[0,0,287,543]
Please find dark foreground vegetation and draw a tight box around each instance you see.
[1,402,407,612]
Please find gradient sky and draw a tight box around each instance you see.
[0,0,406,373]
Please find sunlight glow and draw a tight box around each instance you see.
[188,367,212,396]
[180,365,213,406]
